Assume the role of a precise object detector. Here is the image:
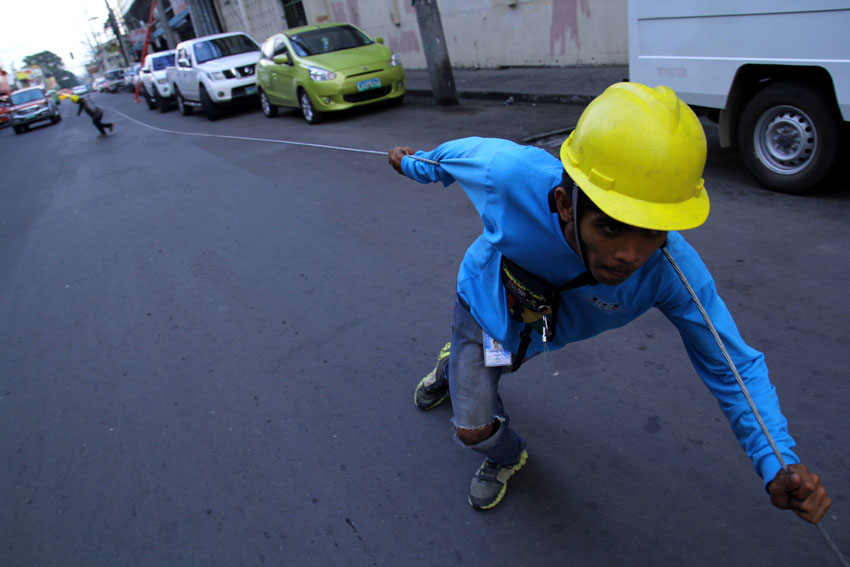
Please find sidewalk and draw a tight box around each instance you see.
[404,65,629,104]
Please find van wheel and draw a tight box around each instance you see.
[299,89,322,124]
[176,87,192,116]
[259,89,278,117]
[738,82,841,194]
[200,86,221,121]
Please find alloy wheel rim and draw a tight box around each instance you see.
[300,93,313,121]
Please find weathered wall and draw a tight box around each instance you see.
[213,0,285,44]
[211,0,627,68]
[305,0,627,68]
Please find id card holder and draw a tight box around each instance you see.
[483,331,513,367]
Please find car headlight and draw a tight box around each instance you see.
[206,71,226,81]
[306,65,336,81]
[156,78,168,85]
[389,52,400,67]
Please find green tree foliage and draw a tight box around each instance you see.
[22,50,79,89]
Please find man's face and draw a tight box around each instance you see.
[555,187,667,285]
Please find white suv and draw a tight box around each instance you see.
[140,50,176,112]
[168,32,261,120]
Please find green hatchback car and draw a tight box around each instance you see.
[257,23,405,124]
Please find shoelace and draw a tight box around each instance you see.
[475,461,502,482]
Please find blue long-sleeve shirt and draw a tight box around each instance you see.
[401,136,798,485]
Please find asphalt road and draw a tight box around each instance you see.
[1,92,848,567]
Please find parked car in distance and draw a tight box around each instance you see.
[72,84,89,95]
[92,77,107,92]
[257,22,405,124]
[139,50,176,112]
[8,86,61,134]
[124,63,142,91]
[103,68,125,93]
[168,32,261,120]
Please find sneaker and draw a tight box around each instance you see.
[468,449,528,510]
[414,342,451,410]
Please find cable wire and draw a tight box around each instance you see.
[661,246,848,567]
[107,106,846,565]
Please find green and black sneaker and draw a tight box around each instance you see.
[414,342,451,410]
[468,449,528,510]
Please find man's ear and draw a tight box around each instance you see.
[554,186,573,224]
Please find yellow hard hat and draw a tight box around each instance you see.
[560,82,709,231]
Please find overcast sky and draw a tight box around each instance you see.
[1,0,126,76]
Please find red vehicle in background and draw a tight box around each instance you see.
[0,96,10,128]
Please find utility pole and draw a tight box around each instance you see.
[185,0,220,38]
[156,3,176,49]
[413,0,457,105]
[105,0,132,65]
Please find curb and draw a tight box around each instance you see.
[405,88,595,105]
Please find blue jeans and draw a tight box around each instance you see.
[447,295,526,466]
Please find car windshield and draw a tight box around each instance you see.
[287,25,372,57]
[10,90,44,105]
[106,69,123,80]
[193,35,259,63]
[152,54,175,71]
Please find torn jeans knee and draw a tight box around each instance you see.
[450,414,525,466]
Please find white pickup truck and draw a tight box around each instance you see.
[140,50,176,112]
[628,0,849,194]
[168,32,262,120]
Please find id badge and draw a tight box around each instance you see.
[483,331,513,367]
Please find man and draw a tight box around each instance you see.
[63,94,114,136]
[387,82,830,522]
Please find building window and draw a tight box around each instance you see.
[281,0,307,28]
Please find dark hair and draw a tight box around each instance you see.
[562,170,601,220]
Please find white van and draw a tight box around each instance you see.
[628,0,849,194]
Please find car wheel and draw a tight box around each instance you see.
[738,82,841,194]
[13,125,22,135]
[153,89,169,113]
[388,94,404,107]
[200,86,221,121]
[299,89,322,124]
[176,87,193,116]
[144,89,157,110]
[259,89,278,118]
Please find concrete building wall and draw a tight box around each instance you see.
[302,0,628,69]
[212,0,285,44]
[209,0,627,68]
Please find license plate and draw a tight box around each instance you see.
[245,85,257,95]
[356,78,381,92]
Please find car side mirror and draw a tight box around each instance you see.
[178,58,190,68]
[375,37,384,44]
[273,53,290,65]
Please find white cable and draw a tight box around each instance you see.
[104,106,846,564]
[104,106,440,164]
